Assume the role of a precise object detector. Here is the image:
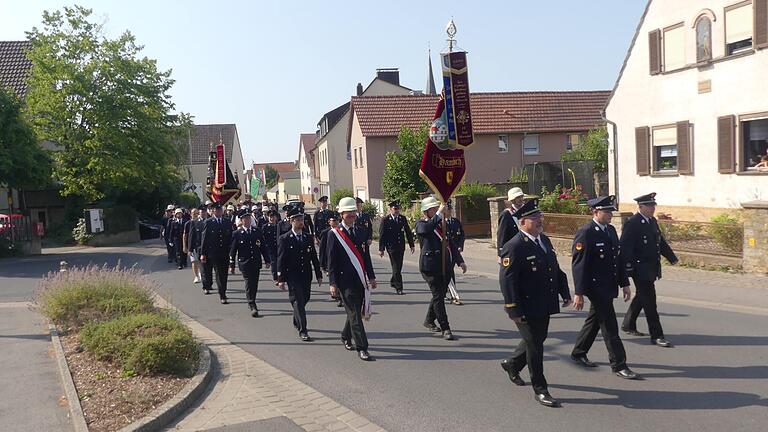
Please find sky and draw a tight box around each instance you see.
[1,0,647,166]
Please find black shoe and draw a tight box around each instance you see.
[535,392,560,407]
[622,327,646,337]
[177,265,183,270]
[652,338,672,347]
[358,350,372,361]
[423,322,441,333]
[615,368,640,380]
[571,355,597,368]
[500,360,526,386]
[203,288,211,295]
[342,339,354,351]
[300,332,311,342]
[220,297,228,304]
[442,330,455,340]
[249,305,260,318]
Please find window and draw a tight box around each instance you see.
[522,135,539,155]
[741,117,768,169]
[652,126,678,171]
[725,2,753,55]
[663,24,686,70]
[696,16,713,62]
[498,135,508,153]
[353,148,358,168]
[566,133,582,151]
[359,147,364,167]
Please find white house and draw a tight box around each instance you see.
[297,133,317,202]
[606,0,768,221]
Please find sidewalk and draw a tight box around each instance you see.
[0,302,72,432]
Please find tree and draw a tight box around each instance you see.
[264,165,279,189]
[0,88,51,190]
[381,124,429,206]
[330,187,353,207]
[561,127,609,173]
[24,6,192,202]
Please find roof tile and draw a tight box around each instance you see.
[0,41,32,97]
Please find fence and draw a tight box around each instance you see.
[658,219,743,257]
[0,215,32,243]
[524,160,605,198]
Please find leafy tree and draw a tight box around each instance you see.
[0,87,51,190]
[330,187,353,207]
[24,6,192,202]
[561,127,609,173]
[264,165,279,189]
[381,124,429,206]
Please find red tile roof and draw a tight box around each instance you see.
[349,91,611,139]
[187,124,238,165]
[0,41,32,97]
[253,162,296,175]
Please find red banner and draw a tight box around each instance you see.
[215,144,225,186]
[419,98,466,203]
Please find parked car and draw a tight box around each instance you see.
[138,219,162,240]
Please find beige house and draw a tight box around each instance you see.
[297,133,318,202]
[184,124,245,203]
[347,92,610,207]
[606,0,768,221]
[311,70,412,200]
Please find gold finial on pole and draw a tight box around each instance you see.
[446,19,457,52]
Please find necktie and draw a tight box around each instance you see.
[535,237,545,252]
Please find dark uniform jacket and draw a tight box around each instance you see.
[313,208,331,240]
[262,223,279,255]
[355,212,374,242]
[200,217,233,260]
[620,213,677,281]
[229,226,270,270]
[497,208,520,256]
[161,214,171,241]
[279,218,311,237]
[184,217,205,252]
[326,226,375,292]
[445,217,465,250]
[318,227,332,271]
[276,230,322,283]
[415,214,464,274]
[572,220,630,300]
[303,213,315,237]
[167,218,185,246]
[499,231,571,318]
[378,214,414,252]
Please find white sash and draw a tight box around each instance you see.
[331,228,372,319]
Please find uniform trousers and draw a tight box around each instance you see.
[240,261,261,305]
[287,274,311,333]
[340,287,369,351]
[572,296,627,371]
[509,316,550,394]
[622,278,664,340]
[165,240,174,262]
[421,271,451,331]
[268,251,278,281]
[174,242,187,268]
[387,246,405,290]
[202,256,229,298]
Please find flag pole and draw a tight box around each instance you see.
[441,20,456,278]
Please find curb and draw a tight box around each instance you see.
[49,324,89,432]
[118,343,213,432]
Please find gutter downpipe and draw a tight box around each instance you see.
[601,109,619,205]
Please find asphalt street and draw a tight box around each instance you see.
[2,242,767,432]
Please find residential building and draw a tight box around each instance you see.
[606,0,768,220]
[311,69,412,199]
[183,124,245,203]
[297,133,318,202]
[252,161,295,199]
[277,171,301,204]
[347,92,609,207]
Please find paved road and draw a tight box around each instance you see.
[3,242,767,432]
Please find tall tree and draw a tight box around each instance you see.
[24,5,191,202]
[381,124,429,205]
[561,127,609,173]
[264,165,278,189]
[0,88,51,190]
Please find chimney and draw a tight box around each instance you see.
[356,82,363,96]
[376,68,400,86]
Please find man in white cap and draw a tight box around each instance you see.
[327,197,377,360]
[416,197,467,341]
[168,208,187,270]
[161,204,176,263]
[497,187,525,260]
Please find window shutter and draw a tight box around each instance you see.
[649,30,662,75]
[756,0,768,48]
[676,121,692,174]
[717,115,736,174]
[635,126,650,176]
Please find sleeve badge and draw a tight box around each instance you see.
[575,242,584,251]
[502,257,510,267]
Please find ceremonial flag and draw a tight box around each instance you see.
[419,97,466,203]
[207,142,242,204]
[250,171,262,197]
[441,51,474,148]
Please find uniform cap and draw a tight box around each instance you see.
[267,209,278,217]
[634,192,657,205]
[338,197,357,212]
[507,187,525,201]
[287,207,304,219]
[388,200,400,208]
[420,196,440,213]
[174,208,183,214]
[319,196,328,202]
[587,195,617,211]
[355,197,364,204]
[226,204,235,211]
[211,202,223,209]
[166,204,175,211]
[512,199,542,219]
[327,211,340,220]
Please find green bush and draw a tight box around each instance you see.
[706,213,742,253]
[330,188,354,207]
[538,185,590,215]
[659,222,701,241]
[103,205,138,234]
[72,218,93,245]
[177,192,201,209]
[457,182,497,222]
[36,265,155,328]
[361,200,379,218]
[81,312,198,376]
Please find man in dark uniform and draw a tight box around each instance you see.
[444,202,465,305]
[354,197,374,248]
[168,208,187,270]
[162,204,176,263]
[378,200,415,295]
[313,196,331,244]
[327,197,378,361]
[319,211,344,307]
[497,187,525,260]
[277,208,322,342]
[298,202,315,238]
[278,204,293,236]
[498,199,572,407]
[230,212,271,318]
[262,210,280,283]
[200,202,233,303]
[416,197,467,341]
[570,196,639,380]
[183,206,207,284]
[620,192,678,347]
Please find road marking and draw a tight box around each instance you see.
[0,301,32,308]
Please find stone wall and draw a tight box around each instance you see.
[487,196,506,245]
[741,201,768,274]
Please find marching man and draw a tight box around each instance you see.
[378,200,415,295]
[230,211,271,318]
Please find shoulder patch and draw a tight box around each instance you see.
[502,257,510,267]
[575,242,583,251]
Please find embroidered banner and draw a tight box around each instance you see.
[441,51,474,148]
[419,98,466,203]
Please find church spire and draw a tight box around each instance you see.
[426,48,437,95]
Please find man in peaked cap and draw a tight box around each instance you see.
[497,187,526,260]
[162,204,176,263]
[354,197,374,248]
[378,200,415,295]
[313,196,331,244]
[319,210,344,307]
[200,202,234,302]
[620,192,678,347]
[230,212,271,318]
[262,209,280,283]
[570,196,639,380]
[498,199,571,407]
[168,208,188,270]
